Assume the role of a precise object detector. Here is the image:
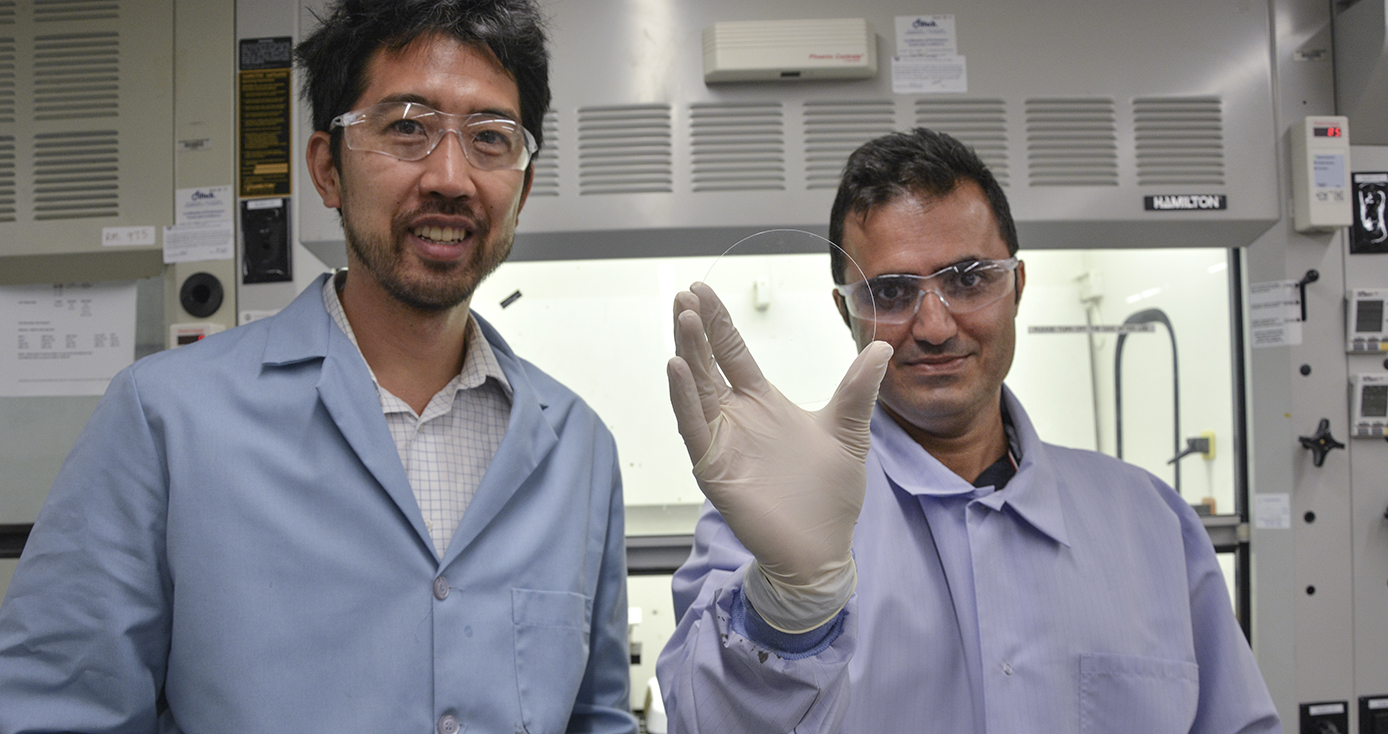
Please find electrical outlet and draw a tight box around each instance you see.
[241,197,291,283]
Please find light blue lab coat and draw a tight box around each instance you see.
[659,392,1279,734]
[0,273,636,734]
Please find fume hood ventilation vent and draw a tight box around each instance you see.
[803,99,896,190]
[0,3,14,25]
[690,102,785,192]
[915,98,1010,186]
[1025,98,1118,187]
[34,0,118,23]
[0,136,15,222]
[529,111,559,197]
[33,32,118,120]
[577,104,673,196]
[1,0,168,284]
[1133,96,1225,186]
[32,129,118,220]
[0,37,15,121]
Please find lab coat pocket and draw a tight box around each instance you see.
[512,588,593,732]
[1078,652,1199,734]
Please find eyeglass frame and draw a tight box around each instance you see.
[329,101,539,171]
[834,257,1021,324]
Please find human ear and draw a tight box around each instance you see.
[306,131,342,209]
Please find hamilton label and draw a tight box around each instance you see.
[1144,194,1227,211]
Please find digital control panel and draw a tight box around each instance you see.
[1351,373,1388,438]
[1347,289,1388,352]
[1292,115,1352,233]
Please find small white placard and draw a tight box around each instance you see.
[101,226,157,248]
[1254,494,1291,530]
[892,54,968,94]
[895,15,957,57]
[0,281,137,396]
[176,185,234,226]
[1248,280,1302,348]
[163,222,234,264]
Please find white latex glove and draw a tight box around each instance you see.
[667,282,893,633]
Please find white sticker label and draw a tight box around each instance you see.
[163,222,234,264]
[176,185,234,226]
[895,15,957,57]
[101,226,157,247]
[892,54,967,94]
[1313,153,1345,189]
[1254,494,1291,530]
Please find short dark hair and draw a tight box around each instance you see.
[828,128,1018,283]
[295,0,551,167]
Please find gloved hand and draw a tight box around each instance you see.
[667,282,893,633]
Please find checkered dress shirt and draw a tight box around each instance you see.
[323,271,512,559]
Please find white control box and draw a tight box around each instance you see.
[1347,289,1388,353]
[1291,115,1352,233]
[703,18,877,83]
[1351,373,1388,438]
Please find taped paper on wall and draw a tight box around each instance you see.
[0,282,137,397]
[1248,280,1302,348]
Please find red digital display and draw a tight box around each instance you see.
[1314,126,1343,138]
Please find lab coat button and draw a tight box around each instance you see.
[437,713,460,734]
[1002,662,1014,676]
[433,576,450,601]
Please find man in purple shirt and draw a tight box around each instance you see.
[658,128,1280,733]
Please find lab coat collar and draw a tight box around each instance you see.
[262,273,338,365]
[870,385,1071,548]
[260,275,434,557]
[259,274,561,566]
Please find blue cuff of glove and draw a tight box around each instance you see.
[731,587,844,659]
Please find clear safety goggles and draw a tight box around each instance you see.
[835,257,1020,324]
[330,101,538,170]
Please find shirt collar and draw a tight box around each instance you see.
[321,269,513,400]
[870,387,1070,547]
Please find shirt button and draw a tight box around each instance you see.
[437,714,460,734]
[433,576,450,601]
[1002,662,1014,676]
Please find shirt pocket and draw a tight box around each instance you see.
[512,588,593,733]
[1079,652,1199,734]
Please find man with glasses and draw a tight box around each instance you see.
[657,129,1279,732]
[0,2,637,732]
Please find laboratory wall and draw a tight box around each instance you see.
[2,0,1387,729]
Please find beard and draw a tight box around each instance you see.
[342,199,514,313]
